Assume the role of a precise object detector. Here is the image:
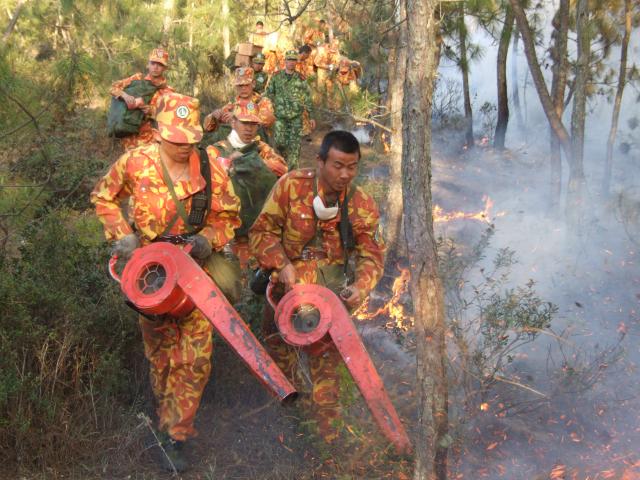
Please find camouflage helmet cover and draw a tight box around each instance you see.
[149,48,169,66]
[233,103,261,123]
[155,93,203,144]
[284,49,299,61]
[234,67,255,85]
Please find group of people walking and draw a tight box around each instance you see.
[91,36,383,472]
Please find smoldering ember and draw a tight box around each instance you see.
[0,1,639,479]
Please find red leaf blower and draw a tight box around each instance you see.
[109,242,297,402]
[267,282,412,454]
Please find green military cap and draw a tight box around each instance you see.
[252,52,266,64]
[284,49,299,61]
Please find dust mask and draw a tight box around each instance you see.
[313,195,339,220]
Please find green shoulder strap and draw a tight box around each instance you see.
[159,157,196,237]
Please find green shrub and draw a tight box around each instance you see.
[0,209,140,471]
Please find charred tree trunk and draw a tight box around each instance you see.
[568,0,589,225]
[494,6,515,149]
[602,0,631,196]
[458,3,474,148]
[509,0,572,160]
[384,0,408,262]
[403,0,448,478]
[549,0,569,211]
[511,28,525,132]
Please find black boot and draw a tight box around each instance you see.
[156,432,189,473]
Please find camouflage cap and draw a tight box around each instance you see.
[149,48,169,66]
[155,93,203,144]
[234,67,255,85]
[233,103,261,123]
[284,49,299,61]
[252,53,266,64]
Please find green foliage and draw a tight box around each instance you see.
[0,209,139,470]
[439,228,558,404]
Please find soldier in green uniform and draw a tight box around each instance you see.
[264,50,315,170]
[252,53,269,94]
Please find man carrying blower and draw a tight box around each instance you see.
[91,92,241,472]
[249,130,385,443]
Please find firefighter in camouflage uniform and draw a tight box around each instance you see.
[202,67,275,145]
[110,48,174,151]
[207,103,287,268]
[249,131,384,443]
[91,93,241,472]
[251,53,269,94]
[264,50,315,170]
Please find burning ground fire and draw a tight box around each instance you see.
[355,197,504,328]
[433,195,505,224]
[355,265,412,328]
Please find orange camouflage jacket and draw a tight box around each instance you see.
[204,92,275,132]
[264,50,284,75]
[249,168,384,295]
[314,46,339,70]
[303,28,325,46]
[110,73,173,150]
[91,143,241,249]
[110,73,173,117]
[295,55,316,80]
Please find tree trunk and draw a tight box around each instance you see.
[403,0,448,478]
[162,0,174,47]
[458,3,473,148]
[494,6,514,149]
[384,0,407,260]
[509,0,572,160]
[2,0,26,45]
[568,0,589,225]
[222,0,230,59]
[602,0,631,196]
[549,0,569,211]
[511,28,525,132]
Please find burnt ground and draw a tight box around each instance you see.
[89,121,640,480]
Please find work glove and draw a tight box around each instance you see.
[187,235,212,260]
[111,233,140,260]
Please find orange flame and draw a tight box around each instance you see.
[355,266,413,330]
[433,196,505,224]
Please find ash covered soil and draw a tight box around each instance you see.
[109,127,640,480]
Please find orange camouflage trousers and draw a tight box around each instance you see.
[264,259,348,443]
[139,308,213,441]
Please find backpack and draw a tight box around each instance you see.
[107,79,159,138]
[215,140,279,237]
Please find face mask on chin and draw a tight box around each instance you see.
[313,195,339,220]
[228,129,249,149]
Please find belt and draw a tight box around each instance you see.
[154,233,193,244]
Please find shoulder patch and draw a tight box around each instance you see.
[290,168,316,179]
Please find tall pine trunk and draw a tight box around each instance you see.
[602,0,631,196]
[568,0,589,225]
[494,6,514,149]
[509,0,572,159]
[549,0,569,211]
[403,0,448,478]
[162,0,174,47]
[511,28,525,132]
[384,0,408,262]
[222,0,230,59]
[458,3,473,148]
